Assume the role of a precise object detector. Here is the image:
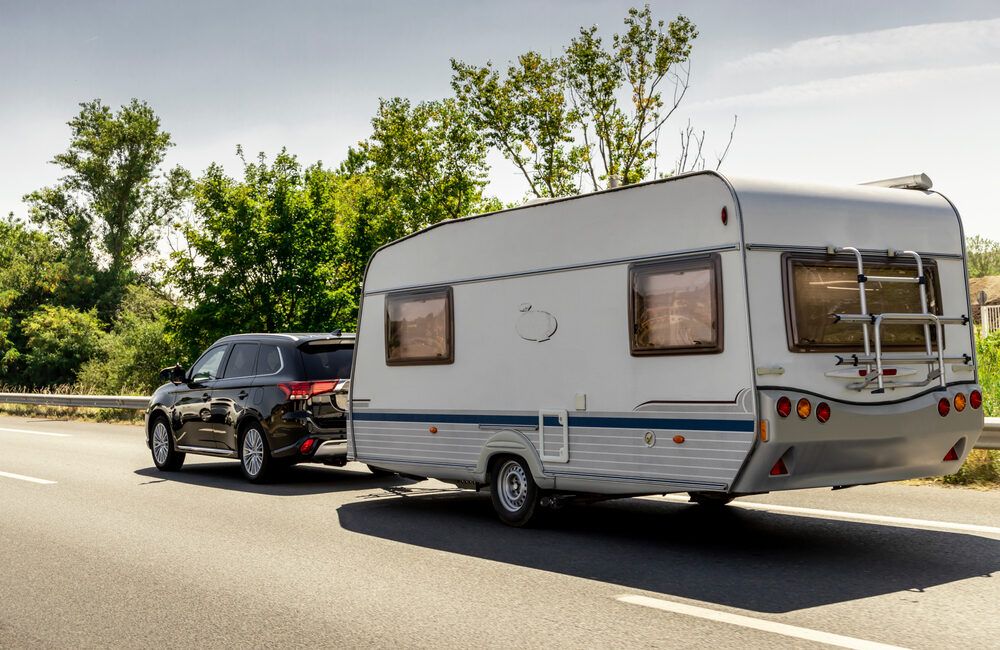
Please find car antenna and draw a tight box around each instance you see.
[332,328,342,336]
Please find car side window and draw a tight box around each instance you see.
[223,343,259,378]
[256,345,283,375]
[189,346,228,382]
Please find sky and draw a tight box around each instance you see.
[2,0,999,239]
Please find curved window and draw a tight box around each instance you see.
[629,255,723,355]
[189,346,228,382]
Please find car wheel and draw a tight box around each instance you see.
[367,464,396,477]
[490,456,539,527]
[151,416,185,471]
[240,424,272,483]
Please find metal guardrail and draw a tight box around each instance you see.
[0,392,149,410]
[0,392,997,449]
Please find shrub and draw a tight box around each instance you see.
[21,305,104,386]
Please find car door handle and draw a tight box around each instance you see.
[238,391,248,400]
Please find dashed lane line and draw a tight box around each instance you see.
[656,494,1000,536]
[0,426,72,438]
[0,470,57,485]
[617,595,908,650]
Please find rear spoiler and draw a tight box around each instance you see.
[298,334,356,348]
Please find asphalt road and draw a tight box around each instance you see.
[1,414,998,649]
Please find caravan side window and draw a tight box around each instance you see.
[385,287,454,365]
[629,255,723,355]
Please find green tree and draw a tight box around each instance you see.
[353,97,499,229]
[165,149,356,357]
[21,305,104,386]
[23,98,192,316]
[452,5,730,197]
[967,235,1000,278]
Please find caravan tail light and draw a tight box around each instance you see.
[954,393,967,412]
[776,397,792,418]
[970,390,982,409]
[816,402,831,423]
[937,398,950,417]
[796,398,811,419]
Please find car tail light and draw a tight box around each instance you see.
[970,390,982,409]
[796,398,811,419]
[769,458,788,476]
[279,380,342,401]
[816,402,831,423]
[776,397,792,418]
[300,438,316,454]
[943,446,959,462]
[938,398,950,417]
[954,393,967,412]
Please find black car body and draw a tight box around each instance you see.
[145,332,354,481]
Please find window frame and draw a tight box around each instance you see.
[384,286,455,366]
[781,252,942,353]
[628,254,724,357]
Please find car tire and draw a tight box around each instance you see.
[239,423,272,483]
[490,456,539,527]
[151,415,185,471]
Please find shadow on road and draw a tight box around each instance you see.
[134,461,413,496]
[338,488,1000,613]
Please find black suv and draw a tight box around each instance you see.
[145,332,354,482]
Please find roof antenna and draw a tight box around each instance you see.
[332,328,342,336]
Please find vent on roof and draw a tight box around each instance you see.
[860,173,933,190]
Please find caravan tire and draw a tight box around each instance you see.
[490,456,539,527]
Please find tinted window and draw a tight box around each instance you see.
[224,343,259,378]
[300,345,354,380]
[784,255,940,351]
[190,346,228,382]
[385,287,454,365]
[256,345,283,375]
[629,255,722,355]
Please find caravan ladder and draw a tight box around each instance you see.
[830,247,970,393]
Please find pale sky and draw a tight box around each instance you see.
[2,1,999,239]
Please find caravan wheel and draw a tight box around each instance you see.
[490,456,539,527]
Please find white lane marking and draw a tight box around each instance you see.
[656,494,1000,536]
[0,426,71,438]
[618,595,908,650]
[0,470,56,485]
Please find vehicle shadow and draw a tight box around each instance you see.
[134,461,414,496]
[337,488,1000,614]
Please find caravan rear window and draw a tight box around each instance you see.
[783,254,941,351]
[385,287,454,365]
[629,255,723,355]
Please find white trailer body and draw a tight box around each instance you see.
[348,172,983,523]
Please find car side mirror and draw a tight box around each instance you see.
[159,364,186,384]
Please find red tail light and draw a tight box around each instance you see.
[776,396,792,418]
[769,458,788,476]
[970,390,982,409]
[943,446,959,462]
[937,398,950,417]
[279,381,341,401]
[816,402,831,423]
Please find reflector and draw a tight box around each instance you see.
[769,458,788,476]
[299,439,316,454]
[943,447,959,462]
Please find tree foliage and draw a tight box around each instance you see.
[165,149,357,358]
[967,235,1000,278]
[23,98,192,315]
[452,5,722,198]
[21,305,104,386]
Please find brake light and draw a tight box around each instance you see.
[796,398,811,419]
[938,398,950,417]
[970,390,982,409]
[279,380,341,401]
[954,393,967,412]
[816,402,831,423]
[776,397,792,418]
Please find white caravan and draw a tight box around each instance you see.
[347,171,984,525]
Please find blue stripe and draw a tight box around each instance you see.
[351,411,754,433]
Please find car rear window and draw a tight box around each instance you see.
[300,344,354,380]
